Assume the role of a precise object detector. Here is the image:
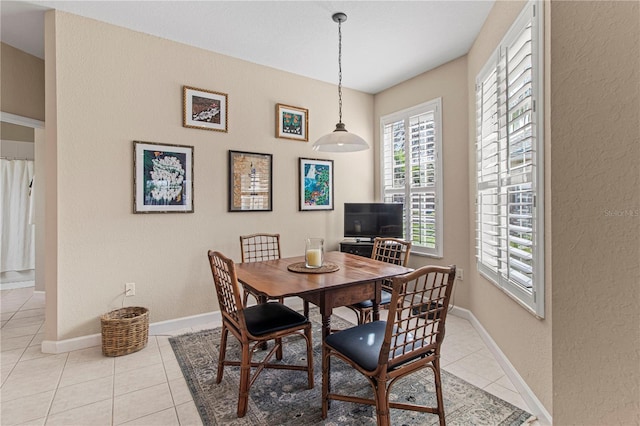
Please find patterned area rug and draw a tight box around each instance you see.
[170,309,532,425]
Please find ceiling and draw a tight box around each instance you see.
[1,0,494,94]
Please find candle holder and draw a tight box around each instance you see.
[305,238,324,268]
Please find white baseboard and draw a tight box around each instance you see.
[41,311,221,355]
[449,306,552,425]
[41,333,102,354]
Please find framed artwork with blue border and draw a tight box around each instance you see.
[299,157,334,211]
[133,141,194,213]
[276,103,308,141]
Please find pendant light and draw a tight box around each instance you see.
[313,12,369,152]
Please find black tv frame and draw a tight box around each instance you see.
[343,202,403,242]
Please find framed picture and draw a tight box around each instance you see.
[299,157,334,211]
[276,103,308,141]
[183,85,228,132]
[229,150,273,212]
[133,141,194,213]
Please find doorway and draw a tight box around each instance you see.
[1,112,44,291]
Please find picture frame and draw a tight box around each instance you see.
[299,157,334,211]
[183,85,228,132]
[229,150,273,212]
[276,103,308,141]
[133,141,194,213]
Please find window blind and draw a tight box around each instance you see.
[475,0,544,316]
[382,99,442,257]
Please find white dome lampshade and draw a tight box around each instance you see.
[312,12,369,153]
[313,122,369,152]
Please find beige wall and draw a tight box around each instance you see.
[1,42,45,121]
[550,1,639,424]
[44,11,374,340]
[373,55,470,291]
[466,0,553,413]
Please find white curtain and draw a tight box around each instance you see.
[1,159,35,272]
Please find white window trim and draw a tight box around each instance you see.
[379,98,443,258]
[475,0,544,318]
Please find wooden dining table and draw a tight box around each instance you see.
[235,250,413,395]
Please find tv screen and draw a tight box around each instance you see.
[344,203,403,240]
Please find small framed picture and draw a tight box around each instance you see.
[229,150,273,212]
[133,141,194,213]
[299,157,334,211]
[276,103,308,141]
[183,86,228,132]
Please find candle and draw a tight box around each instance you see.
[305,237,324,268]
[306,249,322,268]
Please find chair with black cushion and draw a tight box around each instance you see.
[207,250,314,418]
[346,237,412,324]
[240,233,311,316]
[239,233,284,306]
[322,264,456,426]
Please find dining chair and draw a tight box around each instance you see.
[239,233,284,306]
[346,237,412,324]
[239,233,310,316]
[322,264,456,426]
[207,250,314,418]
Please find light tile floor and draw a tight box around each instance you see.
[1,287,537,425]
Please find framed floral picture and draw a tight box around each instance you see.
[133,141,194,213]
[299,157,334,211]
[276,103,308,141]
[229,150,273,212]
[183,86,228,132]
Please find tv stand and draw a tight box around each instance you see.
[340,240,374,258]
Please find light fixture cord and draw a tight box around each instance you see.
[337,17,343,124]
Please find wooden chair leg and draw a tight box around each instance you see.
[216,325,228,383]
[433,359,446,426]
[237,342,251,417]
[303,300,310,318]
[374,382,391,426]
[275,337,283,360]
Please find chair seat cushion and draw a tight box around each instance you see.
[351,289,392,309]
[244,302,308,336]
[325,321,423,372]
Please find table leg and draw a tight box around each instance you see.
[320,301,332,409]
[372,280,382,321]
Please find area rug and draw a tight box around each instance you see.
[170,309,533,425]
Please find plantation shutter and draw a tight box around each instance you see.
[381,99,442,257]
[476,1,543,316]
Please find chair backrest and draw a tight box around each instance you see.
[239,233,281,263]
[207,250,246,331]
[371,237,412,267]
[380,265,456,371]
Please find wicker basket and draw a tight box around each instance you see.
[101,306,149,357]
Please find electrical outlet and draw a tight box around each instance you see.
[457,268,464,281]
[125,282,136,296]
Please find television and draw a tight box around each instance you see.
[344,203,404,241]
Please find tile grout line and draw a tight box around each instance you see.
[158,335,185,424]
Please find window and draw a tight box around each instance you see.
[475,0,544,317]
[380,98,443,257]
